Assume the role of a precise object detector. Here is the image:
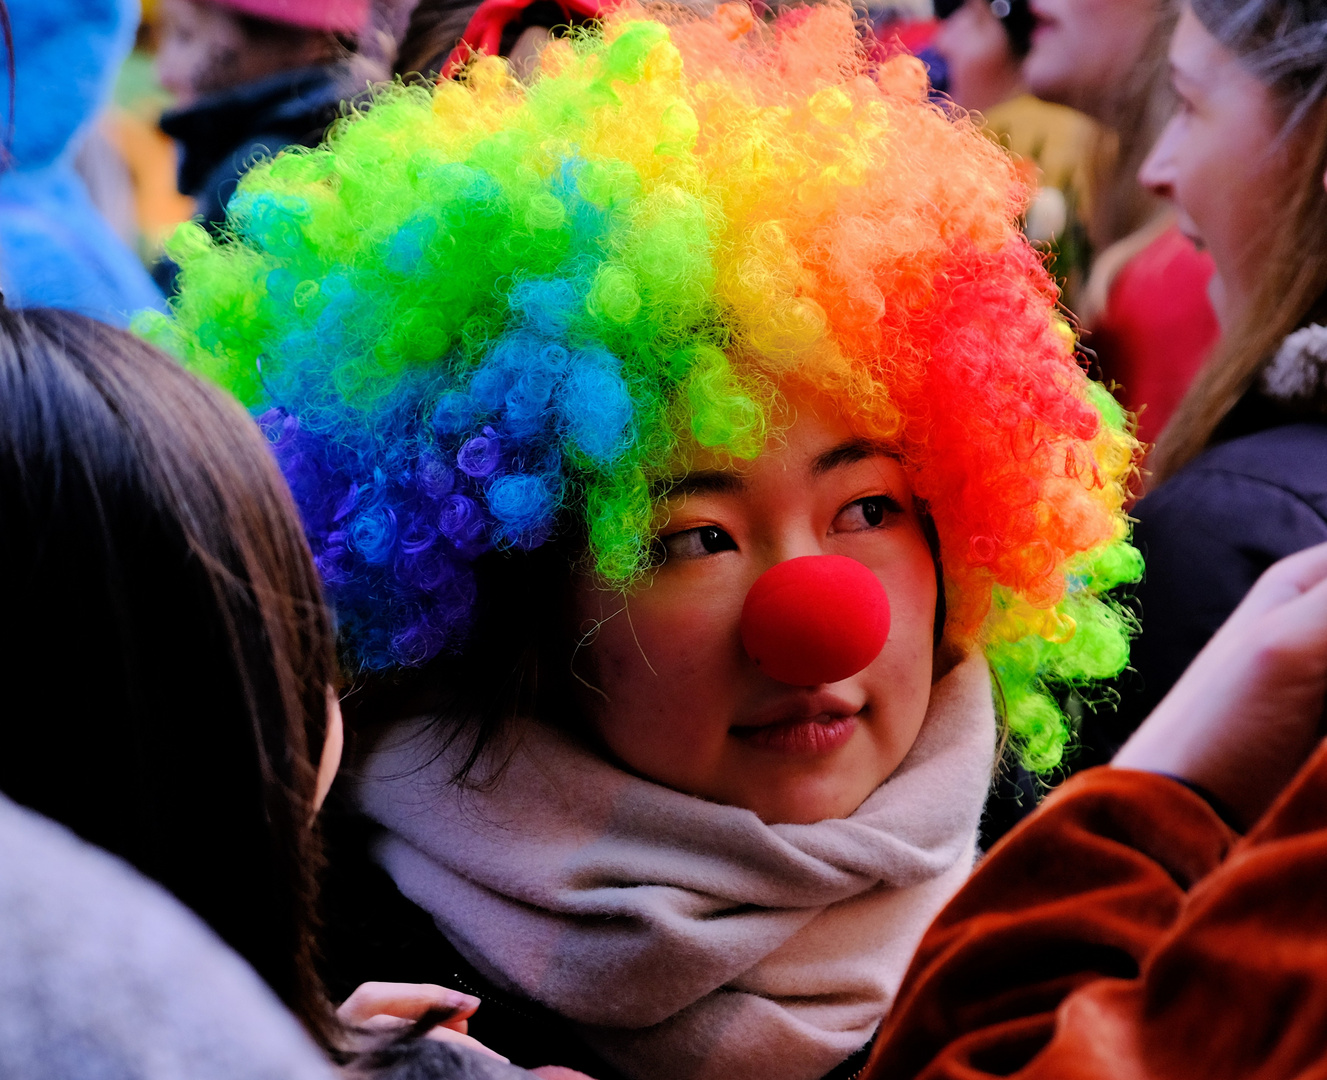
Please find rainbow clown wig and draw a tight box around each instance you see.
[142,0,1141,769]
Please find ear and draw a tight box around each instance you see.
[313,688,344,814]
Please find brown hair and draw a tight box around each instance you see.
[0,308,341,1049]
[1149,1,1327,484]
[394,0,485,77]
[1073,0,1179,325]
[1085,3,1178,253]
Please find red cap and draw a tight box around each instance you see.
[208,0,368,34]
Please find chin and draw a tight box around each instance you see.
[1020,52,1076,112]
[741,774,880,825]
[1206,272,1233,330]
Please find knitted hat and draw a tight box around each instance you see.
[208,0,368,34]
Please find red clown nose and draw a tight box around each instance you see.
[740,555,891,686]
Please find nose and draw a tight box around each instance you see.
[740,555,891,686]
[1138,118,1179,201]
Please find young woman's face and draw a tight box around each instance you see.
[1138,5,1295,327]
[569,392,938,825]
[1021,0,1158,119]
[933,0,1023,115]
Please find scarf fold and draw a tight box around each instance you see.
[355,651,996,1080]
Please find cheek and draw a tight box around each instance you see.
[949,31,1000,80]
[838,524,938,681]
[1175,145,1224,233]
[1064,0,1149,82]
[1093,0,1152,50]
[971,32,1012,81]
[1055,2,1097,56]
[845,545,937,778]
[573,578,746,734]
[1179,122,1277,261]
[882,550,939,662]
[576,596,739,789]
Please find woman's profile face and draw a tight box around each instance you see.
[1021,0,1159,118]
[1138,5,1296,327]
[568,391,938,826]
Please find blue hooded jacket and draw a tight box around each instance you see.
[0,0,164,326]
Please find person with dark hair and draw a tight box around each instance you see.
[0,303,343,1048]
[0,304,551,1079]
[1093,0,1327,751]
[155,4,1141,1077]
[153,0,368,290]
[393,0,600,83]
[929,0,1096,309]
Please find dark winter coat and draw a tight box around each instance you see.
[1089,395,1327,758]
[155,65,346,292]
[161,64,346,228]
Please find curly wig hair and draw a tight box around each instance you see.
[143,0,1141,768]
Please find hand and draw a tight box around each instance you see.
[531,1069,600,1080]
[337,981,508,1061]
[1114,541,1327,829]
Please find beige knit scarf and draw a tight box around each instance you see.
[355,652,996,1080]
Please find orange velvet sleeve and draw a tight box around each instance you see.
[871,746,1327,1078]
[867,765,1239,1079]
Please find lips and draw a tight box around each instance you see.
[1027,2,1055,39]
[731,690,863,755]
[732,715,859,754]
[1178,226,1207,252]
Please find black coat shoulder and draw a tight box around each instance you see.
[160,65,346,219]
[154,66,347,295]
[1097,420,1327,749]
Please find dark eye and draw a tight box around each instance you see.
[657,525,738,562]
[835,496,904,532]
[860,498,889,527]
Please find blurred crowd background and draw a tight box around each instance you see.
[5,0,1216,457]
[9,2,1327,1076]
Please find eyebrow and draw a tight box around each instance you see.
[653,470,746,500]
[811,438,898,476]
[653,439,897,500]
